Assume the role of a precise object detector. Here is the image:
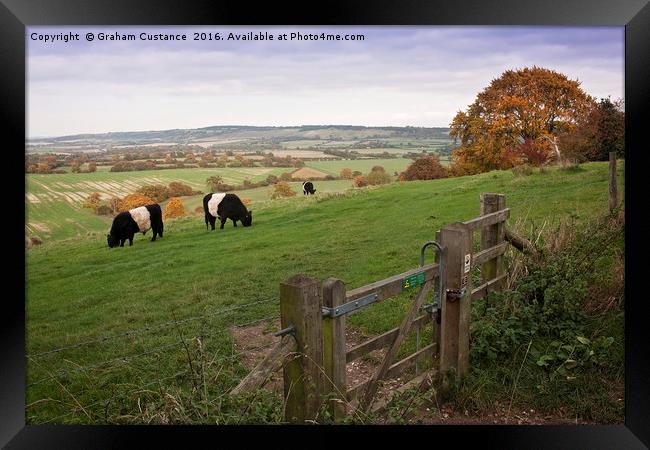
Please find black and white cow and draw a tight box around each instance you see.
[203,193,252,230]
[107,203,164,248]
[302,181,316,195]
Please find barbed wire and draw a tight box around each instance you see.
[30,297,278,358]
[34,341,277,424]
[28,314,281,388]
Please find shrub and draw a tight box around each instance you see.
[206,176,234,192]
[119,193,155,212]
[137,184,170,202]
[28,236,43,246]
[279,172,293,182]
[265,175,279,185]
[167,181,193,197]
[108,197,123,214]
[352,170,362,177]
[512,163,533,177]
[353,175,368,188]
[400,156,447,181]
[95,204,113,216]
[82,192,102,209]
[340,168,353,179]
[366,170,392,186]
[271,181,296,199]
[370,165,386,173]
[163,197,186,219]
[560,162,585,173]
[110,161,134,172]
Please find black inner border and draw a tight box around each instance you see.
[2,0,649,448]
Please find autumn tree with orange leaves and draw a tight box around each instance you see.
[449,67,595,175]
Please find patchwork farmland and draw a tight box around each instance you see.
[26,159,415,241]
[26,167,287,240]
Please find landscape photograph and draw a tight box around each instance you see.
[25,26,625,425]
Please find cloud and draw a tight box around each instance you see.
[27,26,623,137]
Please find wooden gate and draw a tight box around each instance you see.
[232,193,511,423]
[322,259,442,418]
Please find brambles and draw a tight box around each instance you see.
[464,213,624,421]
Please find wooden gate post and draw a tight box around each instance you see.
[609,152,618,213]
[480,193,506,286]
[279,274,324,423]
[322,278,347,421]
[438,223,473,376]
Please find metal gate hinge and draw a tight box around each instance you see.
[322,293,379,318]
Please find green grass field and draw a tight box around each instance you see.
[306,158,412,176]
[26,166,288,240]
[25,161,624,424]
[26,159,412,241]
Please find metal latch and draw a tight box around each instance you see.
[322,292,379,318]
[446,288,466,303]
[419,240,445,310]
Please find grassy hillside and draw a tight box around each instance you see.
[306,158,412,176]
[25,161,624,424]
[25,166,285,240]
[26,159,408,241]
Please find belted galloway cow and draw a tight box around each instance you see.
[302,181,316,195]
[203,193,252,230]
[107,203,164,248]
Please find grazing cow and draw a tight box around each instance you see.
[203,193,252,230]
[107,203,163,248]
[302,181,316,195]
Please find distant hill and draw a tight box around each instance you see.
[27,125,450,148]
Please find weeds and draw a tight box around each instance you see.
[438,211,625,423]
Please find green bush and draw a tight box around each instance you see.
[366,170,392,186]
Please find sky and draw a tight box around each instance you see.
[26,26,624,138]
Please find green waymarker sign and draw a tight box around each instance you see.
[403,271,426,289]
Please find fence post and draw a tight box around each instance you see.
[433,230,442,358]
[322,278,347,421]
[279,274,324,423]
[609,152,618,213]
[480,193,506,285]
[438,222,473,376]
